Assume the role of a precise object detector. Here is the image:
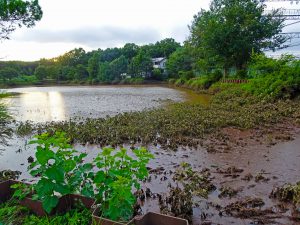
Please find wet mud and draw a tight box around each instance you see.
[1,124,300,224]
[1,86,300,224]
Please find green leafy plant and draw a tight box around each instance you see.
[11,183,32,200]
[0,200,92,225]
[27,132,94,213]
[93,147,154,222]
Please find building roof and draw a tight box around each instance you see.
[152,57,166,63]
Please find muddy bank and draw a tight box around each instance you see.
[1,124,300,224]
[137,125,300,225]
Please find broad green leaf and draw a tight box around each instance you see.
[35,148,55,166]
[54,183,70,195]
[45,166,65,183]
[63,159,76,172]
[42,195,59,214]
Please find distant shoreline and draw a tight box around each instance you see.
[0,80,167,89]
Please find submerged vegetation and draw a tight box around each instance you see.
[270,182,300,207]
[17,87,300,149]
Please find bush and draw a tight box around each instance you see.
[179,71,194,80]
[244,54,300,99]
[152,68,163,80]
[235,70,247,79]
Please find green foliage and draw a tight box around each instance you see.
[244,54,300,99]
[152,68,163,80]
[120,77,145,84]
[93,147,154,221]
[0,100,12,146]
[27,132,94,213]
[0,200,29,225]
[0,67,19,80]
[166,47,192,78]
[0,37,180,86]
[13,132,153,221]
[0,0,43,40]
[22,88,300,149]
[11,183,32,200]
[173,70,223,91]
[34,65,47,81]
[179,71,194,81]
[129,51,153,77]
[0,200,92,225]
[187,0,285,71]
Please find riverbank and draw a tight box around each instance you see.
[17,86,300,148]
[3,83,300,224]
[0,78,166,89]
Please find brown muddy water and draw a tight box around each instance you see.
[0,86,299,224]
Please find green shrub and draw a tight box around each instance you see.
[179,71,194,80]
[26,132,94,213]
[93,147,154,221]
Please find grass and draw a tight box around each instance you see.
[0,200,92,225]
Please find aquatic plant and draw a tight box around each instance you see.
[19,88,300,151]
[270,182,300,207]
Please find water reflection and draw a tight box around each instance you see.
[3,86,188,122]
[20,91,65,122]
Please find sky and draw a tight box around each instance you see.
[0,0,299,61]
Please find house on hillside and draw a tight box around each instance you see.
[152,57,167,70]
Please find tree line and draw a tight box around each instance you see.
[0,38,180,85]
[1,0,288,86]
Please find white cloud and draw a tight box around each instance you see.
[1,0,300,61]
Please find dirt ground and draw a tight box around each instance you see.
[137,122,300,225]
[1,121,300,224]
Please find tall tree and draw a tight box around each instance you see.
[0,0,43,40]
[34,65,47,81]
[0,67,19,80]
[129,51,152,77]
[188,0,285,71]
[87,52,100,79]
[109,55,128,81]
[166,47,193,78]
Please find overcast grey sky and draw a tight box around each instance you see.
[0,0,299,61]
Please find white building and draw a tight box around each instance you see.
[152,57,167,70]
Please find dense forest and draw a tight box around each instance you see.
[0,38,181,86]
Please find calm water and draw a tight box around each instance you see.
[2,86,190,123]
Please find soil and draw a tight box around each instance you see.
[135,122,300,225]
[1,121,300,224]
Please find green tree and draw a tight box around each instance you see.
[87,52,100,79]
[122,43,139,59]
[129,51,153,77]
[157,38,181,57]
[74,64,88,80]
[109,55,128,81]
[188,0,285,72]
[0,67,19,80]
[0,0,43,40]
[166,47,193,78]
[34,65,47,81]
[98,62,111,82]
